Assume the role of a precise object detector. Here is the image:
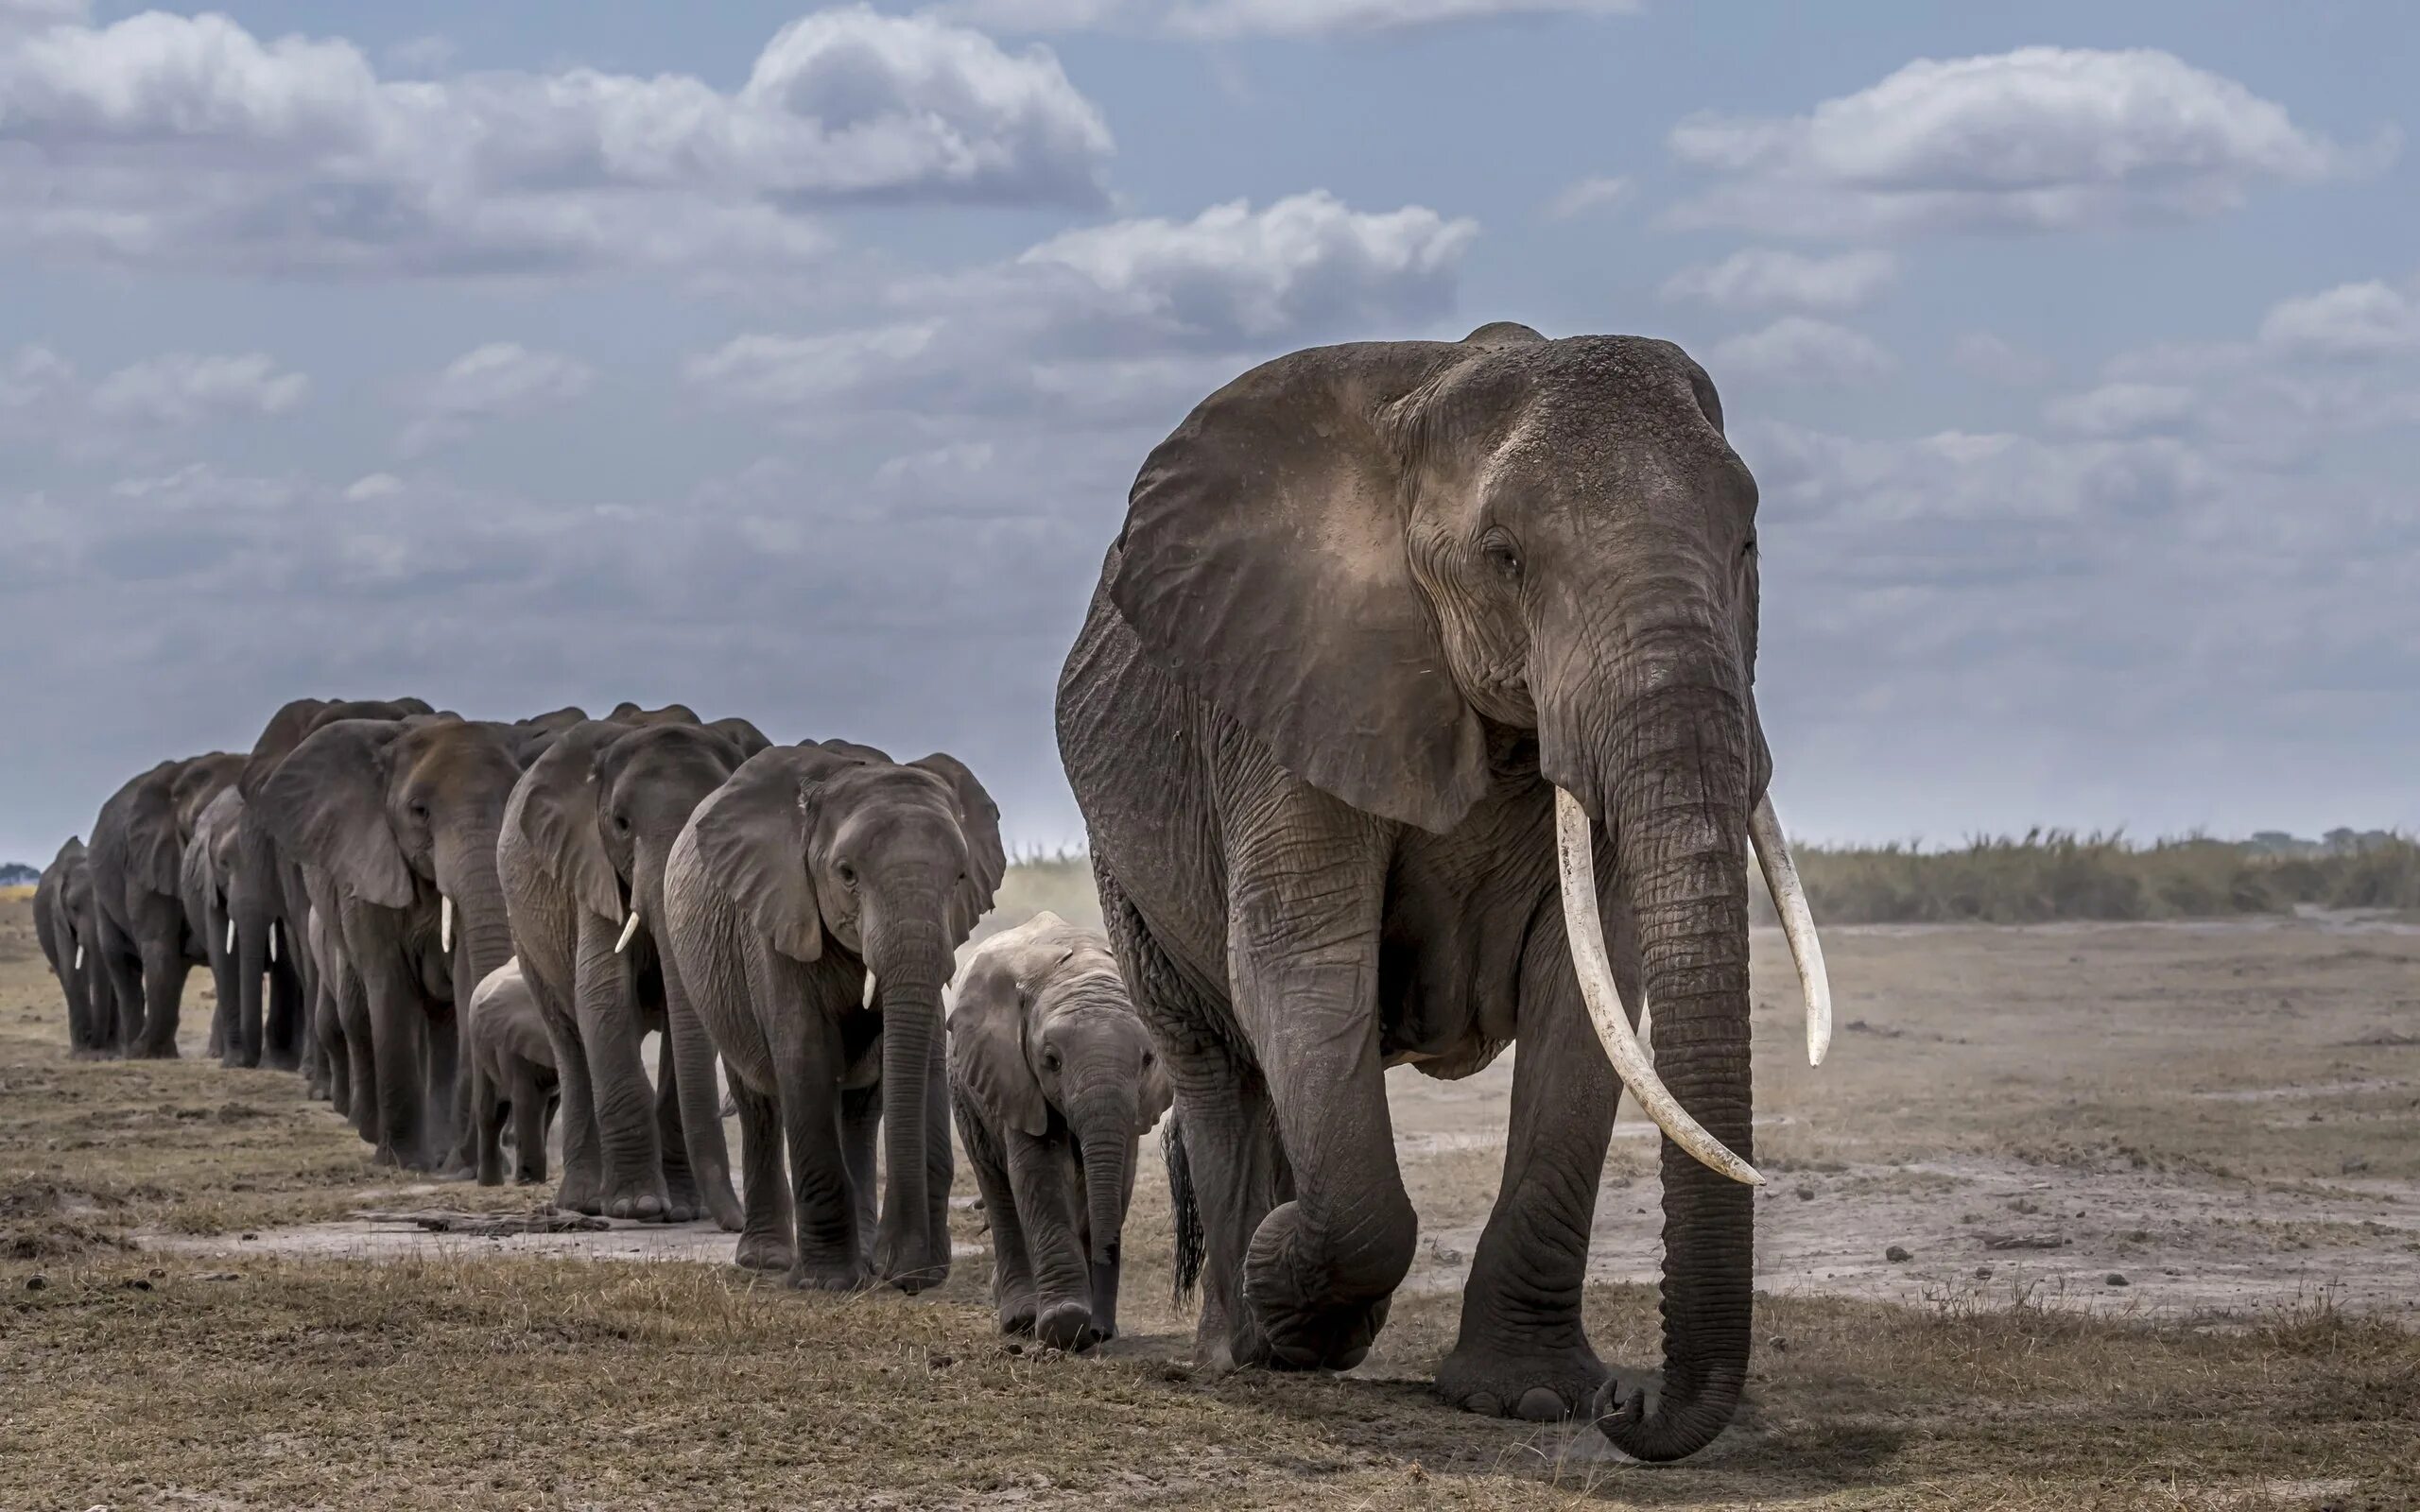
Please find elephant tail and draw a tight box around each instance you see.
[1163,1109,1202,1304]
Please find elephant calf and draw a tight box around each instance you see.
[949,912,1169,1349]
[465,959,561,1187]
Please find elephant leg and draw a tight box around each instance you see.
[545,1013,606,1215]
[770,1011,863,1291]
[266,951,306,1073]
[839,1082,879,1265]
[730,1077,792,1273]
[132,938,189,1059]
[664,963,740,1230]
[1007,1133,1094,1351]
[957,1101,1037,1334]
[204,921,233,1060]
[472,1062,506,1187]
[91,916,141,1056]
[510,1062,551,1186]
[364,969,431,1169]
[335,962,379,1144]
[1438,911,1628,1422]
[652,1030,701,1222]
[571,920,671,1221]
[425,1008,467,1177]
[318,978,353,1120]
[1098,870,1288,1370]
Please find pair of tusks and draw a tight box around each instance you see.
[229,919,282,963]
[1553,787,1833,1190]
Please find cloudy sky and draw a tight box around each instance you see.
[4,0,2414,861]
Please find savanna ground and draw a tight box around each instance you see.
[2,875,2416,1510]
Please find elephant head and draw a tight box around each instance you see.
[687,740,1005,1285]
[1109,325,1833,1461]
[952,911,1170,1314]
[169,754,246,847]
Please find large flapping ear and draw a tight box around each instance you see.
[1108,339,1493,834]
[949,924,1051,1138]
[1136,1053,1175,1137]
[909,753,1005,943]
[688,745,859,965]
[514,721,626,925]
[254,719,415,909]
[122,762,190,898]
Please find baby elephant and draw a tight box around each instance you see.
[466,959,562,1187]
[949,912,1169,1349]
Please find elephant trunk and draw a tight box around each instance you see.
[871,911,952,1293]
[1072,1093,1133,1336]
[228,815,283,1068]
[1546,620,1757,1465]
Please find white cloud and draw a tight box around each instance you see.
[2041,381,2197,438]
[0,7,1113,278]
[1660,249,1898,312]
[402,343,595,452]
[87,352,309,425]
[1541,174,1629,222]
[1950,332,2053,387]
[942,0,1636,37]
[343,472,406,502]
[1668,47,2395,238]
[1707,317,1897,387]
[2256,276,2420,359]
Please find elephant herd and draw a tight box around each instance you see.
[33,324,1838,1462]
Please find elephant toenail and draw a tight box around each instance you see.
[1516,1387,1567,1422]
[1466,1392,1502,1417]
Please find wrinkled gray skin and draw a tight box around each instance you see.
[35,837,105,1057]
[497,711,768,1222]
[663,741,1004,1292]
[179,786,247,1060]
[949,911,1170,1349]
[231,697,435,1079]
[465,958,561,1187]
[1057,326,1772,1461]
[256,715,527,1170]
[86,751,247,1057]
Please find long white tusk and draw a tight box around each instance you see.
[441,895,454,954]
[863,971,878,1010]
[268,920,279,963]
[225,919,235,954]
[75,944,84,970]
[1749,794,1833,1068]
[614,910,639,954]
[1554,786,1764,1187]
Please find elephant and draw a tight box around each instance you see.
[85,750,247,1057]
[255,713,527,1170]
[178,785,247,1060]
[948,911,1170,1349]
[230,696,434,1076]
[465,958,561,1187]
[34,837,104,1057]
[661,739,1004,1292]
[497,711,769,1222]
[1053,325,1835,1461]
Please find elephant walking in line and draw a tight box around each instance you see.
[662,740,1004,1292]
[230,697,435,1078]
[85,751,247,1057]
[465,958,562,1188]
[949,912,1171,1349]
[1055,326,1834,1462]
[179,786,247,1060]
[35,838,104,1057]
[256,714,527,1170]
[497,712,769,1222]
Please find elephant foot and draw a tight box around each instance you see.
[1437,1337,1609,1422]
[602,1184,673,1223]
[130,1041,181,1061]
[553,1165,605,1216]
[701,1182,745,1235]
[1238,1201,1395,1372]
[873,1234,948,1297]
[735,1232,793,1274]
[786,1257,869,1292]
[1033,1299,1101,1353]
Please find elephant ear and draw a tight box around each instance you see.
[910,752,1005,943]
[950,928,1050,1138]
[689,746,841,965]
[255,719,416,910]
[1136,1054,1174,1137]
[708,717,773,760]
[123,764,189,899]
[514,722,625,925]
[1108,339,1492,834]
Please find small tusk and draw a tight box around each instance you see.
[75,944,84,970]
[614,910,639,954]
[1554,787,1763,1187]
[863,971,878,1010]
[225,919,235,954]
[441,895,454,954]
[268,920,279,963]
[1750,794,1834,1068]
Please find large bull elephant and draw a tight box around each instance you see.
[35,837,104,1056]
[1054,325,1834,1462]
[229,696,434,1074]
[496,713,768,1220]
[85,751,247,1057]
[256,714,526,1169]
[662,740,1004,1292]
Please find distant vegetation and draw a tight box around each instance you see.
[0,863,35,887]
[991,831,2420,932]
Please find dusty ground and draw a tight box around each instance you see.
[2,892,2415,1509]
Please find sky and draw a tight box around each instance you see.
[3,0,2415,862]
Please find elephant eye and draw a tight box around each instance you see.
[408,799,429,821]
[614,813,631,833]
[1479,529,1523,581]
[1042,1046,1063,1073]
[838,861,858,889]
